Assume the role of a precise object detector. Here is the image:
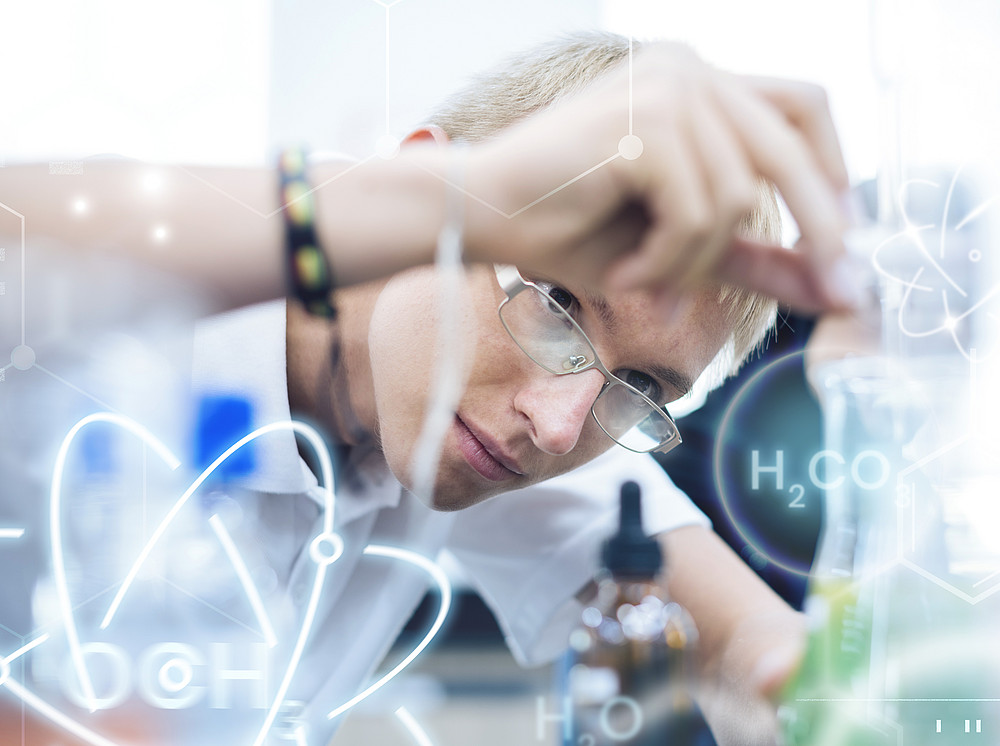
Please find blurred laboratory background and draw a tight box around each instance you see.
[4,2,1000,745]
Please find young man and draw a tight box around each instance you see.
[0,32,849,746]
[280,35,799,745]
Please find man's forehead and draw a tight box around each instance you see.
[590,284,733,392]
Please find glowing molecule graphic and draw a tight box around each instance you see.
[0,10,674,744]
[0,413,453,746]
[872,169,1000,362]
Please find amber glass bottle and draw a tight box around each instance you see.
[568,481,701,745]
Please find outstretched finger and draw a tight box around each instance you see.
[744,76,850,193]
[717,236,859,314]
[711,77,851,305]
[668,94,760,291]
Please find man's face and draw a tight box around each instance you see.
[368,265,734,510]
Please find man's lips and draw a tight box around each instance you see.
[453,416,523,482]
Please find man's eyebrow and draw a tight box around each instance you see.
[650,363,694,400]
[584,289,618,333]
[583,288,694,400]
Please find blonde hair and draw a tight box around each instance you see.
[427,31,779,387]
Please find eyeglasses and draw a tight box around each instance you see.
[495,265,682,454]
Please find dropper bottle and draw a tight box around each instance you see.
[568,481,700,745]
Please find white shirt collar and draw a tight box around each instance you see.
[191,301,402,522]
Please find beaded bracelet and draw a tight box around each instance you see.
[278,148,336,318]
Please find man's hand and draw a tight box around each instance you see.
[661,526,806,745]
[469,42,857,315]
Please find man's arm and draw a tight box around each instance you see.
[662,525,806,746]
[2,44,855,316]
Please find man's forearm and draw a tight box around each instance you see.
[661,525,806,745]
[0,153,459,310]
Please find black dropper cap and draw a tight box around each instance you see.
[601,481,663,579]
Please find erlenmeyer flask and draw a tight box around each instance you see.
[781,356,1000,746]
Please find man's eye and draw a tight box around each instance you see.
[620,369,661,401]
[537,282,578,315]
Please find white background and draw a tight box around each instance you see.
[1,0,881,176]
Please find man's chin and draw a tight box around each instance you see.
[418,482,508,512]
[392,454,524,511]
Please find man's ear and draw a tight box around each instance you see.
[402,125,450,147]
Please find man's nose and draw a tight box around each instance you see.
[514,369,606,456]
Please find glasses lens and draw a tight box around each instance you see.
[593,383,679,453]
[498,278,680,453]
[499,287,595,374]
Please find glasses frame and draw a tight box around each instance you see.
[494,264,682,455]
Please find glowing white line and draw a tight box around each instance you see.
[20,205,24,344]
[384,4,390,135]
[51,413,181,712]
[973,569,1000,588]
[883,177,968,297]
[174,165,270,219]
[176,156,375,221]
[34,365,122,413]
[905,227,968,298]
[507,154,620,219]
[408,150,467,503]
[940,168,960,260]
[101,420,335,631]
[900,559,991,604]
[627,35,634,135]
[208,514,278,648]
[47,416,338,746]
[896,268,939,338]
[871,230,934,293]
[395,706,436,746]
[0,201,27,345]
[142,446,148,539]
[2,679,123,746]
[74,418,336,746]
[3,633,50,665]
[897,436,967,477]
[160,577,259,635]
[252,567,328,746]
[956,194,1000,231]
[326,545,452,720]
[412,152,622,222]
[954,283,1000,320]
[202,423,335,746]
[896,178,939,220]
[0,528,25,539]
[895,266,1000,348]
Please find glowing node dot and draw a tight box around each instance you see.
[152,225,169,243]
[944,316,958,331]
[969,249,982,262]
[158,658,193,693]
[618,135,643,161]
[71,198,89,215]
[10,345,35,370]
[310,532,345,566]
[376,135,400,160]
